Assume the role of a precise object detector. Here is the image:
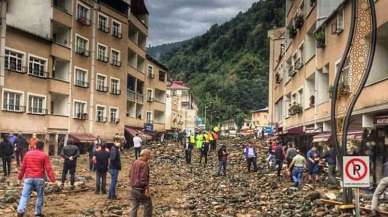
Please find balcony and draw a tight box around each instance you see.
[96,116,108,123]
[51,93,69,116]
[53,0,71,15]
[28,70,49,79]
[53,0,72,27]
[288,103,303,116]
[75,80,89,88]
[110,118,120,125]
[48,114,69,129]
[137,93,144,104]
[294,58,303,70]
[49,79,69,95]
[53,22,71,48]
[75,47,90,57]
[76,16,91,26]
[127,89,136,102]
[288,66,296,77]
[52,57,70,82]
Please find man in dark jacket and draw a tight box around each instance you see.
[217,145,228,176]
[94,144,110,194]
[1,134,14,176]
[14,134,28,167]
[274,143,285,179]
[60,142,80,189]
[108,140,121,199]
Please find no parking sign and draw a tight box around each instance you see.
[343,156,370,188]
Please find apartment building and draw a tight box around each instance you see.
[269,0,388,182]
[0,0,152,154]
[250,107,269,129]
[165,81,198,133]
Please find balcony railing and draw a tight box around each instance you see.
[154,98,166,104]
[127,89,136,102]
[75,47,90,57]
[111,89,121,96]
[74,113,88,120]
[294,58,303,70]
[111,59,122,67]
[98,24,110,33]
[28,70,48,79]
[53,0,70,14]
[2,105,26,113]
[28,108,48,115]
[97,55,109,63]
[5,64,27,74]
[110,118,120,124]
[112,31,123,39]
[137,94,144,103]
[75,80,89,88]
[96,85,109,92]
[96,116,108,123]
[77,16,91,26]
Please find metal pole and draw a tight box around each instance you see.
[204,106,207,130]
[354,188,360,217]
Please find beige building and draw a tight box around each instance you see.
[250,107,269,129]
[0,0,164,154]
[165,81,198,133]
[269,0,388,182]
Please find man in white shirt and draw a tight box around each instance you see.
[133,134,142,160]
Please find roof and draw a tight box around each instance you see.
[168,81,190,90]
[68,133,96,143]
[316,0,348,32]
[146,54,168,71]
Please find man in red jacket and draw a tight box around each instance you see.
[17,141,56,217]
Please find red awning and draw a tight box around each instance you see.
[125,127,152,140]
[68,133,96,143]
[287,126,304,134]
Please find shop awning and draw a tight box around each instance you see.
[68,133,96,143]
[312,131,363,143]
[376,115,388,126]
[286,126,304,134]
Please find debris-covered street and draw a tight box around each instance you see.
[0,139,386,217]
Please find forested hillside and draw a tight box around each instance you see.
[149,0,285,127]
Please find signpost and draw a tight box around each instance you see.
[343,156,370,216]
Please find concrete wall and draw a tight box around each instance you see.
[7,0,52,39]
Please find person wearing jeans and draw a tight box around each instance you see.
[1,135,14,176]
[371,177,388,215]
[108,141,121,200]
[244,142,258,172]
[17,141,56,217]
[288,149,306,188]
[217,145,228,176]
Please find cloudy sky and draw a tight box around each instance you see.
[145,0,258,46]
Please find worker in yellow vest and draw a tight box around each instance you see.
[200,132,210,166]
[208,131,216,152]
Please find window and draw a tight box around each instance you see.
[28,55,47,78]
[111,49,121,66]
[2,90,23,112]
[336,8,345,33]
[112,20,122,38]
[98,14,109,33]
[96,105,106,122]
[97,44,108,62]
[77,3,90,25]
[147,65,154,78]
[146,111,153,124]
[110,78,120,95]
[75,35,89,56]
[147,89,153,101]
[110,107,118,123]
[159,70,166,82]
[74,67,88,87]
[28,94,46,114]
[96,74,108,92]
[5,49,24,73]
[74,101,87,119]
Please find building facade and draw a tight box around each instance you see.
[269,0,388,182]
[250,107,269,129]
[0,0,165,154]
[165,81,198,133]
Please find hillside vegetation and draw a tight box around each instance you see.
[150,0,284,127]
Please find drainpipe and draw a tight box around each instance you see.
[0,0,7,87]
[89,3,97,133]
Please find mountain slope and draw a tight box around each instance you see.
[150,0,284,128]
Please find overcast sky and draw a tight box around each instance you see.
[145,0,258,46]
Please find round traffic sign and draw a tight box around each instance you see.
[345,158,368,181]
